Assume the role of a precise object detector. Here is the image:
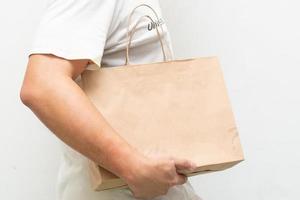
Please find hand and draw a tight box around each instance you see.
[122,149,197,199]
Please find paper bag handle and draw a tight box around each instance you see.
[125,15,167,65]
[125,4,171,65]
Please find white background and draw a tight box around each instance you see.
[1,0,300,200]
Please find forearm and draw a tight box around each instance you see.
[21,55,194,199]
[20,56,139,180]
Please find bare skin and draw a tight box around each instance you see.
[20,54,197,199]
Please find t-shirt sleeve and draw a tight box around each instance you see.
[28,0,117,69]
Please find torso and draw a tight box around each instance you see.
[60,1,199,200]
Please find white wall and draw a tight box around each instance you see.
[0,1,61,199]
[1,0,300,200]
[160,0,300,199]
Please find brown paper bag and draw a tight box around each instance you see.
[81,5,244,191]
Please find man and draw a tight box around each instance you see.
[20,0,202,199]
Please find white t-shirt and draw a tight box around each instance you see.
[29,0,202,199]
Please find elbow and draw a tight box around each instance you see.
[19,81,42,108]
[19,85,34,107]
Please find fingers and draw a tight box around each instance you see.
[171,174,188,186]
[171,157,197,171]
[168,157,196,187]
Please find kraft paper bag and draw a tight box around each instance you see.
[80,4,244,191]
[81,56,244,190]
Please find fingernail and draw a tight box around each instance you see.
[190,162,197,170]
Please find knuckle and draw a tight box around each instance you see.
[168,159,175,165]
[165,170,175,179]
[164,159,173,166]
[132,192,142,199]
[161,162,173,172]
[130,188,141,199]
[159,189,169,196]
[168,160,176,168]
[180,175,188,184]
[166,164,174,172]
[156,159,166,168]
[169,178,177,186]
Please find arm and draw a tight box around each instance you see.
[20,54,195,199]
[20,54,137,178]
